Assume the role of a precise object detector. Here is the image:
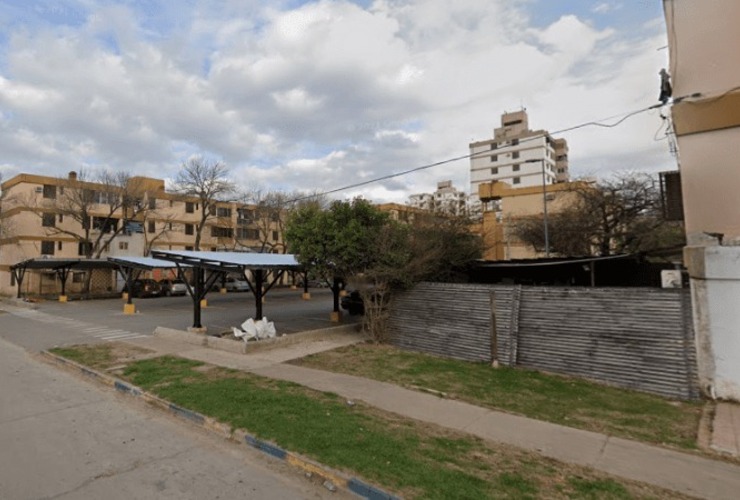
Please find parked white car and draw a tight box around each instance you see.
[160,279,188,296]
[224,276,249,292]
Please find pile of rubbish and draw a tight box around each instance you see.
[232,317,277,343]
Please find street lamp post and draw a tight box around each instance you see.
[525,159,550,257]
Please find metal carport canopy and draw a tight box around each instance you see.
[149,250,303,328]
[107,255,190,270]
[148,250,301,272]
[9,257,118,299]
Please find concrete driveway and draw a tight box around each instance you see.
[0,287,357,351]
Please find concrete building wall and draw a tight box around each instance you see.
[477,180,584,260]
[664,0,740,401]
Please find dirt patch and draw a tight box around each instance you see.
[108,342,155,363]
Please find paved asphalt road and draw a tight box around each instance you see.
[0,287,348,351]
[0,335,345,500]
[0,290,355,499]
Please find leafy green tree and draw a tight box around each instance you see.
[285,198,390,314]
[285,198,390,279]
[286,200,483,340]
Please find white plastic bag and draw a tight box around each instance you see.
[236,317,276,341]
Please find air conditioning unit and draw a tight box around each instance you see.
[35,187,43,193]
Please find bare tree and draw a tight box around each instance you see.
[141,205,178,256]
[173,158,236,250]
[511,172,684,257]
[25,170,158,258]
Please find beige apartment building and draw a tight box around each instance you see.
[0,172,283,297]
[476,179,586,260]
[662,0,740,401]
[469,110,569,205]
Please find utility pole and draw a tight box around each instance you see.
[525,159,550,257]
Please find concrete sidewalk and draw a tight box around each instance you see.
[126,333,740,500]
[712,402,740,457]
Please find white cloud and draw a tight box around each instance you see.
[592,3,622,15]
[0,0,673,203]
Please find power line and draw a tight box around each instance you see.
[290,97,694,203]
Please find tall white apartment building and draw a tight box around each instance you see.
[469,110,569,199]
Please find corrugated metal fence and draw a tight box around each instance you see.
[386,282,700,400]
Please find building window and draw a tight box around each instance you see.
[511,139,519,146]
[185,224,194,235]
[41,241,55,255]
[272,231,279,242]
[490,155,498,162]
[119,241,129,250]
[78,241,92,256]
[512,177,521,185]
[72,272,85,283]
[211,226,233,238]
[168,222,173,230]
[491,167,499,174]
[185,246,193,251]
[490,142,497,150]
[57,241,63,251]
[42,184,56,199]
[169,200,174,208]
[42,213,56,227]
[58,214,64,223]
[237,208,255,224]
[512,151,520,159]
[148,221,156,233]
[217,207,232,217]
[148,198,156,210]
[512,164,520,172]
[92,217,118,233]
[237,228,259,240]
[185,202,194,213]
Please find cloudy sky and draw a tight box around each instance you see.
[0,0,673,202]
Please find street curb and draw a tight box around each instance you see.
[40,350,399,500]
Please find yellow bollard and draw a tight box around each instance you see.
[123,303,136,314]
[330,311,342,323]
[302,292,311,300]
[121,292,129,301]
[200,298,208,308]
[58,295,68,303]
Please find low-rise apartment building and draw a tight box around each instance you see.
[0,171,283,297]
[409,180,470,216]
[476,179,586,260]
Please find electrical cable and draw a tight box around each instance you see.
[287,89,719,203]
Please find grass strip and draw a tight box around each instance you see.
[52,345,693,499]
[290,344,702,450]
